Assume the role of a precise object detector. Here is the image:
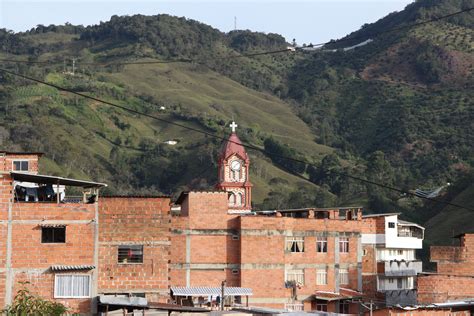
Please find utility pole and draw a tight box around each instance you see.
[72,58,76,75]
[220,280,226,311]
[234,16,237,31]
[358,299,373,316]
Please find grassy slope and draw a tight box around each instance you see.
[107,62,332,156]
[10,61,329,203]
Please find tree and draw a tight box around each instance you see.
[5,282,68,316]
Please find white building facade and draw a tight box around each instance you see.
[362,213,424,306]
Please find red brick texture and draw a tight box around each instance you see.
[171,191,364,311]
[98,197,171,302]
[417,234,474,304]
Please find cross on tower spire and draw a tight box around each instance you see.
[230,121,238,133]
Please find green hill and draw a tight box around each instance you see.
[0,0,473,241]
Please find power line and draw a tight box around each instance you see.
[1,67,473,212]
[1,7,472,66]
[301,6,474,48]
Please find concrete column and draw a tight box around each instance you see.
[186,234,191,287]
[5,200,13,306]
[334,236,340,293]
[91,202,100,313]
[357,236,363,292]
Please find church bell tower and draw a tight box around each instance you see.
[216,121,252,213]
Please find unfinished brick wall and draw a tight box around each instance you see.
[416,234,474,304]
[3,200,97,314]
[430,234,474,275]
[239,215,363,308]
[98,197,171,302]
[418,274,474,304]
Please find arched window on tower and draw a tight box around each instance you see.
[236,193,243,206]
[229,193,236,206]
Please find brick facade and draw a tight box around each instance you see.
[0,152,173,315]
[418,233,474,304]
[171,190,364,313]
[98,196,171,302]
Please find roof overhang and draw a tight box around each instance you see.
[397,220,425,230]
[170,286,253,297]
[11,172,107,188]
[51,265,95,271]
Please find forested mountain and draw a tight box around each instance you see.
[0,0,473,244]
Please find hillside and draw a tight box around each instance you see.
[286,0,474,219]
[0,0,473,241]
[0,18,335,207]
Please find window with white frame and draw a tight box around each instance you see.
[316,269,327,285]
[316,237,327,253]
[339,237,349,253]
[285,269,304,285]
[285,237,304,253]
[12,160,29,172]
[339,269,349,285]
[54,274,91,298]
[236,192,243,206]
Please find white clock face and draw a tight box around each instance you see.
[231,160,241,171]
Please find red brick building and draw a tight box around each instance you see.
[0,151,171,315]
[0,151,104,314]
[169,125,366,314]
[97,196,171,308]
[418,233,474,304]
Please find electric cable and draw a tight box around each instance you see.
[1,67,473,212]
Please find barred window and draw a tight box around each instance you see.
[118,245,143,263]
[54,274,90,298]
[285,237,304,253]
[339,237,349,253]
[285,269,304,285]
[316,269,327,285]
[339,269,349,285]
[316,237,327,253]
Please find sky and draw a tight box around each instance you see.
[0,0,413,44]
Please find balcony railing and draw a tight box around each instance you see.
[382,260,423,276]
[397,228,423,239]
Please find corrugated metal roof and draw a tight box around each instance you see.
[99,295,147,307]
[39,223,67,228]
[398,219,425,230]
[51,265,95,271]
[10,172,107,188]
[170,287,253,296]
